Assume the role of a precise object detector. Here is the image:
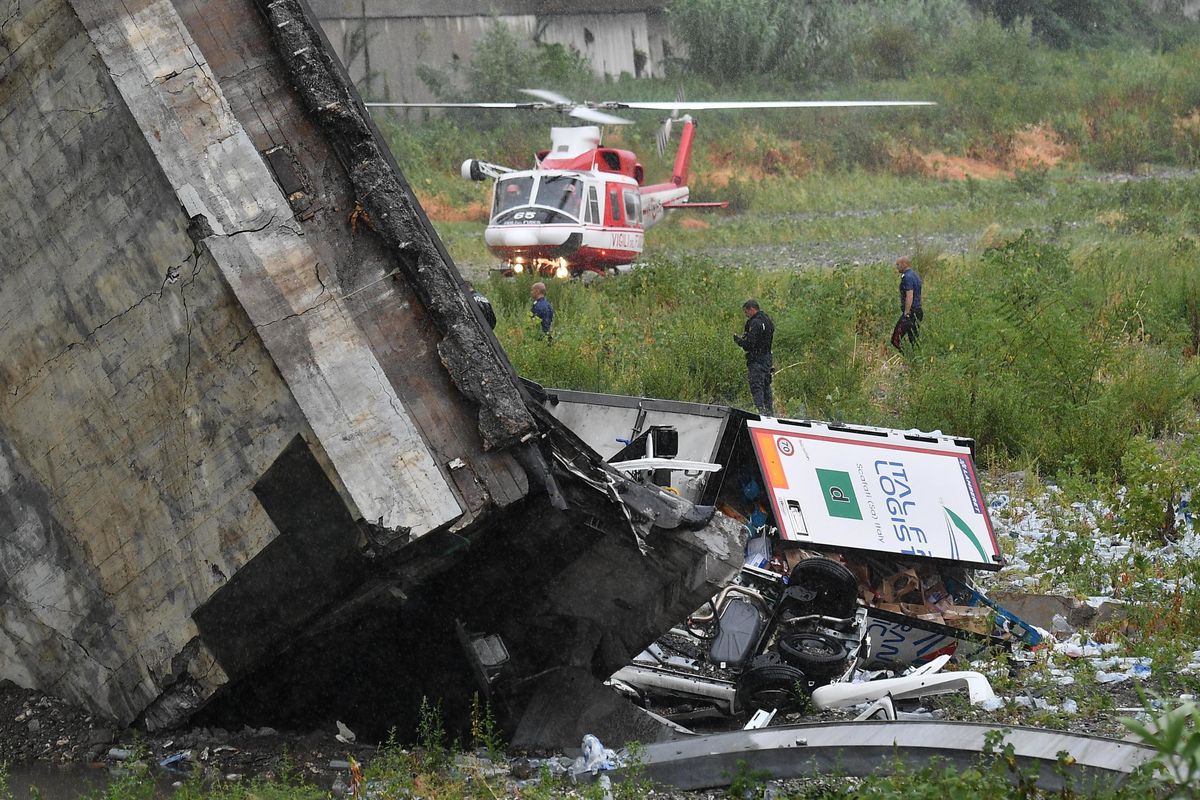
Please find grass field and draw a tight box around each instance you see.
[472,169,1200,479]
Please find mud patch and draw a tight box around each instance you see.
[894,148,1012,181]
[1009,123,1071,170]
[895,124,1070,180]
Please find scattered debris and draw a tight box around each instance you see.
[601,415,1033,720]
[335,720,356,745]
[573,734,619,776]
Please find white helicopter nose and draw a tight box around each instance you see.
[485,226,576,248]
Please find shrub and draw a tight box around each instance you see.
[1083,108,1168,171]
[668,0,807,84]
[970,0,1172,49]
[1122,701,1200,791]
[1104,434,1200,545]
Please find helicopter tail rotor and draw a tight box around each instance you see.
[656,88,687,158]
[655,116,673,159]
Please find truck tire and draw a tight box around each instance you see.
[787,558,858,618]
[777,631,849,682]
[734,662,808,714]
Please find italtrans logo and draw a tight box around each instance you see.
[815,468,862,520]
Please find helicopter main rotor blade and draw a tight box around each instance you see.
[520,88,575,105]
[364,101,548,109]
[362,98,936,116]
[522,90,633,123]
[603,100,936,111]
[570,106,634,125]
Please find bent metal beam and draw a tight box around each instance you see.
[621,721,1158,793]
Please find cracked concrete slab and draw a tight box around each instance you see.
[71,0,461,535]
[1,0,747,747]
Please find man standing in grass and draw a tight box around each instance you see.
[891,257,923,351]
[530,281,553,340]
[734,299,775,416]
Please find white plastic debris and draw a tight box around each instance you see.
[1095,670,1130,684]
[575,734,617,774]
[980,696,1005,712]
[743,708,777,730]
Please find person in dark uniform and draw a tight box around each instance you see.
[733,299,775,416]
[466,282,497,329]
[530,281,553,340]
[891,256,923,351]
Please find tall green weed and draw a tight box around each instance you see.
[1122,701,1200,793]
[496,228,1199,479]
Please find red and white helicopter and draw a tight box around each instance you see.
[367,91,933,278]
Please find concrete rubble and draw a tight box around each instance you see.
[0,0,743,750]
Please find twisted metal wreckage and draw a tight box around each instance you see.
[0,0,1158,787]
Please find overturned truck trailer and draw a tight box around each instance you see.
[0,0,744,749]
[537,388,1034,718]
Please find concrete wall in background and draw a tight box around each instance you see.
[308,0,675,103]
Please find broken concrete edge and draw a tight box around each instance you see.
[528,400,721,538]
[255,0,537,452]
[598,721,1159,792]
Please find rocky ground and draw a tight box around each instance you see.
[0,682,390,787]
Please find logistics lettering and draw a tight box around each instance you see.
[875,459,930,556]
[857,463,884,543]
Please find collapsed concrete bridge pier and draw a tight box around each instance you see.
[0,0,742,749]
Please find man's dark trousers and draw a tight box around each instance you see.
[748,356,774,416]
[891,307,924,350]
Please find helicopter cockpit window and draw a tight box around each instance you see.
[624,190,641,224]
[534,175,584,219]
[587,186,600,224]
[493,176,534,218]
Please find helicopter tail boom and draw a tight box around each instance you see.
[671,117,696,187]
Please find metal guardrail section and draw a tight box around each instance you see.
[626,721,1158,792]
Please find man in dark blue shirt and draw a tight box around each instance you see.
[891,257,923,351]
[733,299,775,416]
[530,281,553,339]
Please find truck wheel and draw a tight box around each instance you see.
[777,631,849,681]
[787,558,858,618]
[734,662,808,713]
